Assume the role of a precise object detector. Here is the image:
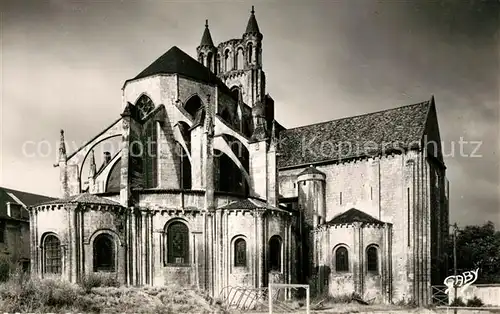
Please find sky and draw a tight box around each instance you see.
[0,0,498,227]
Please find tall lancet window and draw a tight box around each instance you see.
[247,43,253,65]
[269,235,282,272]
[207,52,213,71]
[234,238,247,267]
[224,50,230,71]
[236,48,244,70]
[215,54,220,74]
[93,234,115,272]
[43,234,62,274]
[367,245,378,272]
[166,221,189,264]
[335,246,349,272]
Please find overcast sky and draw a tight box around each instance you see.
[1,0,498,227]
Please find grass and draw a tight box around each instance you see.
[0,267,227,313]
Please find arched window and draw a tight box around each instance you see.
[256,42,261,65]
[207,52,213,71]
[135,94,155,120]
[224,50,230,71]
[44,234,62,274]
[234,238,247,267]
[216,54,221,74]
[335,246,349,272]
[198,52,204,64]
[236,48,244,70]
[247,43,253,65]
[231,86,240,101]
[269,235,282,272]
[177,143,192,189]
[93,234,115,272]
[167,221,189,264]
[367,246,378,272]
[184,95,203,118]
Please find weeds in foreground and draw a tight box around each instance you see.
[0,268,226,313]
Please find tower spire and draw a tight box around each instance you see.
[58,129,67,162]
[244,5,261,35]
[199,19,214,47]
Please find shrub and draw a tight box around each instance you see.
[466,296,483,307]
[80,272,120,293]
[451,297,466,306]
[0,256,13,282]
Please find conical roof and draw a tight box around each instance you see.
[245,6,261,35]
[200,20,214,47]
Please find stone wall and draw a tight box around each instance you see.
[278,149,447,305]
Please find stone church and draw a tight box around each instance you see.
[29,7,449,305]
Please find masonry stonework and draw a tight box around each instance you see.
[28,6,448,307]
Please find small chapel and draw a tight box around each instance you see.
[29,7,450,305]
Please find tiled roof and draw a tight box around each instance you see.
[298,165,325,176]
[0,187,56,219]
[129,46,232,95]
[219,198,281,211]
[326,208,384,226]
[278,99,433,169]
[245,9,261,34]
[200,23,214,47]
[33,193,121,207]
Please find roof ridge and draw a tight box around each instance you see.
[0,186,57,199]
[284,100,431,132]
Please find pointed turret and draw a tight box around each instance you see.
[58,129,67,163]
[57,129,69,198]
[197,20,217,72]
[199,19,214,47]
[88,149,96,179]
[244,6,261,36]
[88,149,97,193]
[269,120,277,148]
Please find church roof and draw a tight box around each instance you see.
[32,193,121,208]
[298,165,325,176]
[278,98,433,169]
[219,198,288,213]
[129,46,231,94]
[0,187,56,220]
[326,208,384,226]
[199,21,214,47]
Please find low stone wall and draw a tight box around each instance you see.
[449,284,500,306]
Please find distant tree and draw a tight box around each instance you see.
[448,221,500,283]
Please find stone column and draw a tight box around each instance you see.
[141,210,147,285]
[255,211,266,288]
[352,222,363,296]
[130,208,137,285]
[66,204,78,283]
[120,116,131,206]
[29,209,36,274]
[149,213,154,285]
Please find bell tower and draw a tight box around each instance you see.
[241,5,265,107]
[210,6,265,108]
[196,20,217,73]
